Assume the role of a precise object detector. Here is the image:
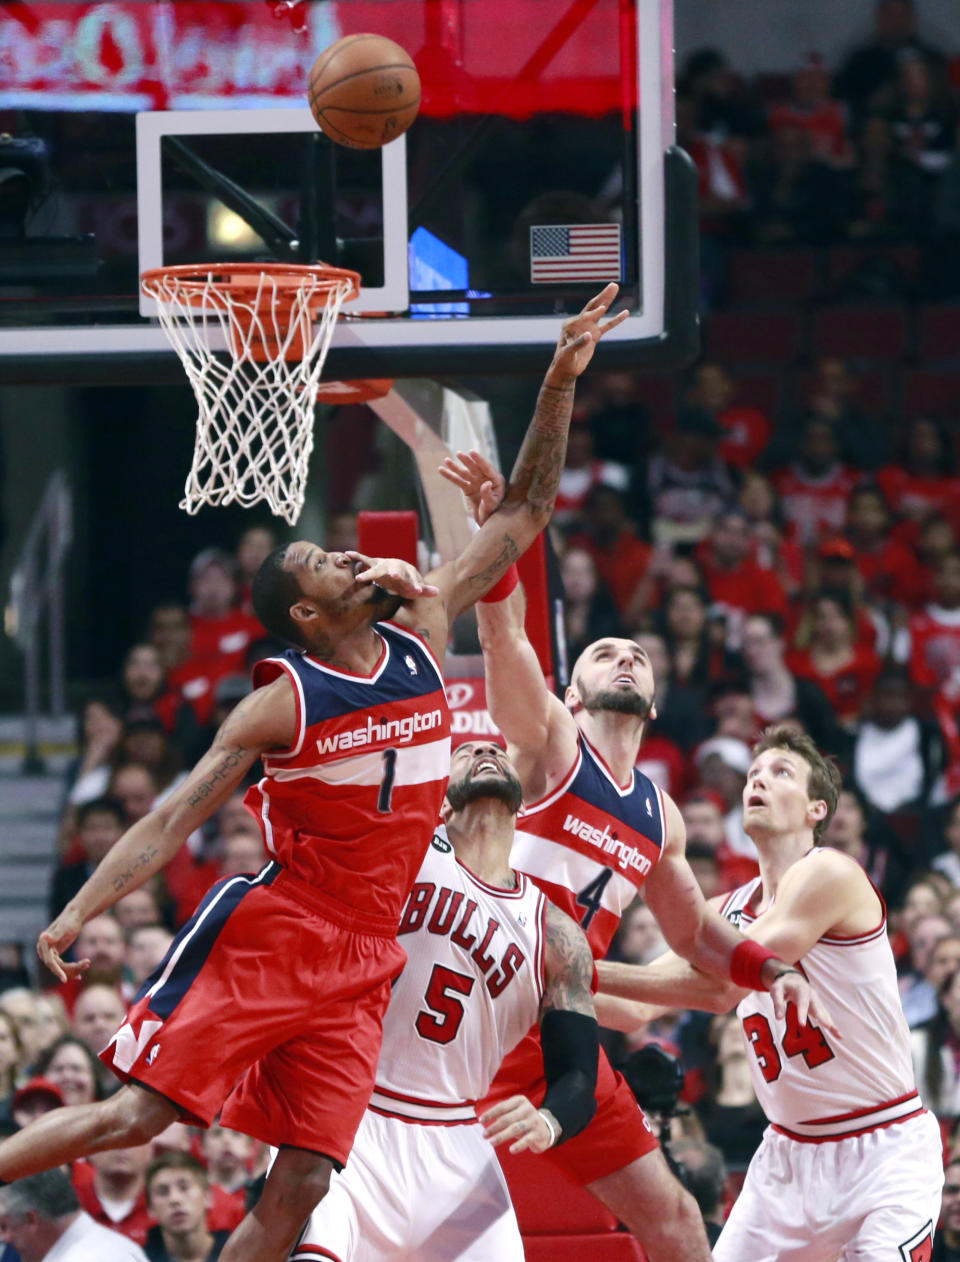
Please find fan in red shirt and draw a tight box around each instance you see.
[771,417,860,545]
[187,548,264,667]
[685,362,772,471]
[567,484,652,619]
[767,54,854,165]
[737,472,805,599]
[201,1123,256,1233]
[696,507,789,625]
[787,594,883,726]
[73,1146,155,1245]
[908,552,960,691]
[876,416,960,545]
[844,483,928,609]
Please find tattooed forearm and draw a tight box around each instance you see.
[541,904,596,1018]
[186,743,248,808]
[467,535,521,589]
[506,379,577,515]
[112,844,160,893]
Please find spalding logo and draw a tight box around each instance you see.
[432,835,452,854]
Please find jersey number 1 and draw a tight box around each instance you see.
[378,747,398,813]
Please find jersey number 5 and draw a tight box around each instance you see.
[416,964,475,1045]
[742,1007,835,1083]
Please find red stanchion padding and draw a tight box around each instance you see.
[516,533,554,682]
[357,510,419,567]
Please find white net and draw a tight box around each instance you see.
[142,267,356,525]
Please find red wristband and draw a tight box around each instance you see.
[480,564,519,603]
[730,939,780,991]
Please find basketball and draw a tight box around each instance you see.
[308,33,421,150]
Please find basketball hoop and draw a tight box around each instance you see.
[141,261,362,525]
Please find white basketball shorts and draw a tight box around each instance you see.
[713,1110,943,1262]
[289,1109,525,1262]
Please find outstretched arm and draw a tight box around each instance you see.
[38,678,296,981]
[481,902,598,1155]
[429,284,628,622]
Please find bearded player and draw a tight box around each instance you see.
[291,741,598,1261]
[0,287,629,1262]
[438,451,834,1262]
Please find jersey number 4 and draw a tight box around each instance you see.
[576,867,613,930]
[742,1006,835,1083]
[416,964,475,1045]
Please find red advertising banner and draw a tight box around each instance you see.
[445,678,501,749]
[0,0,629,116]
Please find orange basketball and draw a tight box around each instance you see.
[308,33,421,150]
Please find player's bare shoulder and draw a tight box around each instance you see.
[222,672,299,753]
[390,591,451,667]
[541,900,596,1019]
[786,845,883,934]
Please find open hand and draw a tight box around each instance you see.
[548,283,630,381]
[38,907,90,984]
[437,450,506,526]
[770,968,840,1040]
[479,1095,558,1154]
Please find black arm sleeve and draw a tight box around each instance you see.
[539,1009,599,1144]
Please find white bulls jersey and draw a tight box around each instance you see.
[371,829,548,1123]
[721,853,921,1140]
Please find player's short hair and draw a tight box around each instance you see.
[251,545,305,647]
[752,725,842,842]
[146,1151,209,1199]
[76,795,126,829]
[0,1168,79,1219]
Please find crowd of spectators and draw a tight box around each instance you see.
[5,2,960,1253]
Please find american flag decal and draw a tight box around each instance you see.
[530,223,622,284]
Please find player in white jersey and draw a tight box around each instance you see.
[291,740,599,1262]
[599,725,944,1262]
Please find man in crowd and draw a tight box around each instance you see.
[144,1154,228,1262]
[0,1169,148,1261]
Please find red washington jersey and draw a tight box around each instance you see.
[245,621,451,934]
[509,732,666,958]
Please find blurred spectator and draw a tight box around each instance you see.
[685,363,772,471]
[71,985,126,1059]
[918,516,958,592]
[659,585,727,691]
[646,406,737,546]
[933,800,960,886]
[234,525,277,617]
[906,553,960,692]
[670,1137,728,1247]
[844,483,927,608]
[675,89,750,250]
[738,614,845,755]
[10,1078,63,1131]
[109,765,159,829]
[559,546,624,664]
[198,1126,253,1233]
[787,594,882,727]
[186,548,261,667]
[911,967,960,1119]
[934,1156,960,1261]
[126,927,174,992]
[846,111,916,239]
[695,1012,767,1176]
[900,912,953,1026]
[73,1145,154,1247]
[63,700,124,810]
[632,628,713,751]
[212,794,260,841]
[566,485,652,619]
[0,1167,148,1261]
[680,47,765,145]
[0,1012,21,1131]
[697,507,789,628]
[70,913,130,999]
[887,50,956,195]
[217,832,267,879]
[119,645,198,761]
[49,797,125,921]
[144,1152,228,1262]
[682,791,755,891]
[0,992,52,1067]
[114,886,163,933]
[769,53,854,166]
[835,0,945,118]
[877,417,960,539]
[811,536,888,655]
[736,472,804,598]
[693,737,758,870]
[799,358,883,471]
[606,900,667,966]
[852,668,941,817]
[771,418,859,545]
[822,785,911,906]
[325,511,359,554]
[33,1034,103,1107]
[147,605,192,677]
[749,124,844,244]
[553,422,630,531]
[686,843,722,900]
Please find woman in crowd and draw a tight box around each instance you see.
[788,593,882,727]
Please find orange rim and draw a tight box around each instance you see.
[140,261,362,309]
[315,378,394,404]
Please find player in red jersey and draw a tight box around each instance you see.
[439,451,833,1262]
[0,286,629,1262]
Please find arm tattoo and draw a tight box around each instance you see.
[507,378,576,516]
[186,743,248,809]
[541,903,596,1018]
[112,844,160,893]
[466,535,521,590]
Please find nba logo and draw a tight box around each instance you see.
[645,798,652,817]
[518,912,527,927]
[146,1043,160,1066]
[404,654,419,675]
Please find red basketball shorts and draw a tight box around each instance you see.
[101,861,405,1167]
[482,1030,658,1185]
